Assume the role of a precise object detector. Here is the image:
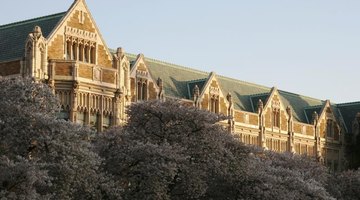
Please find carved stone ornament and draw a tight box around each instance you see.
[65,26,97,42]
[257,99,264,113]
[32,26,43,41]
[136,70,148,78]
[209,86,220,95]
[312,111,319,124]
[226,92,232,103]
[271,100,280,109]
[73,81,79,90]
[193,85,200,97]
[157,77,163,88]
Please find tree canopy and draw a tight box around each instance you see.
[0,77,359,200]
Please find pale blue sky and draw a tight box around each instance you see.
[1,0,359,103]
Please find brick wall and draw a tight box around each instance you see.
[234,111,245,123]
[220,97,227,115]
[79,64,92,79]
[48,35,64,59]
[265,108,271,127]
[67,10,95,33]
[55,62,72,76]
[294,123,302,133]
[130,78,136,102]
[281,110,287,131]
[102,70,115,84]
[0,60,21,76]
[249,114,258,125]
[201,94,209,110]
[97,45,112,68]
[149,82,157,100]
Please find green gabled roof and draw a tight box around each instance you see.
[0,12,66,62]
[279,91,324,122]
[216,76,271,111]
[304,105,323,124]
[336,102,360,133]
[126,53,210,99]
[187,79,207,99]
[125,52,326,123]
[250,93,270,112]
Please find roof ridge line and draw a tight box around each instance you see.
[278,90,324,103]
[336,101,360,106]
[250,93,270,98]
[124,52,331,105]
[187,78,208,83]
[303,105,323,110]
[217,74,271,90]
[0,12,66,30]
[125,52,210,76]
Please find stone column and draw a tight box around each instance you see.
[313,111,323,162]
[258,99,266,148]
[98,96,104,132]
[70,81,79,122]
[287,106,295,153]
[157,77,164,101]
[193,85,200,108]
[113,89,122,126]
[85,94,90,125]
[226,93,234,133]
[47,61,56,94]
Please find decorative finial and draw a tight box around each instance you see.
[193,85,200,97]
[258,99,263,111]
[157,77,163,88]
[32,26,42,40]
[286,106,292,115]
[312,111,319,124]
[226,92,232,102]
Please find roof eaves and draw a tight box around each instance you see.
[0,12,66,30]
[336,101,360,107]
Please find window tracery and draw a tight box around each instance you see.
[136,78,147,101]
[210,94,219,113]
[327,119,334,138]
[271,100,281,128]
[64,27,97,64]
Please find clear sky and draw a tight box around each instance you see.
[1,0,359,103]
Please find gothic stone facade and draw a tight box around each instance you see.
[0,0,359,171]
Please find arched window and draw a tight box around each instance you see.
[210,95,219,113]
[137,81,142,101]
[79,44,84,61]
[136,79,147,101]
[72,42,77,60]
[41,50,46,77]
[66,41,72,60]
[327,119,334,137]
[142,82,147,100]
[273,108,280,127]
[90,46,96,64]
[84,45,89,63]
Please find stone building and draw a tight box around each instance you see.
[0,0,359,171]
